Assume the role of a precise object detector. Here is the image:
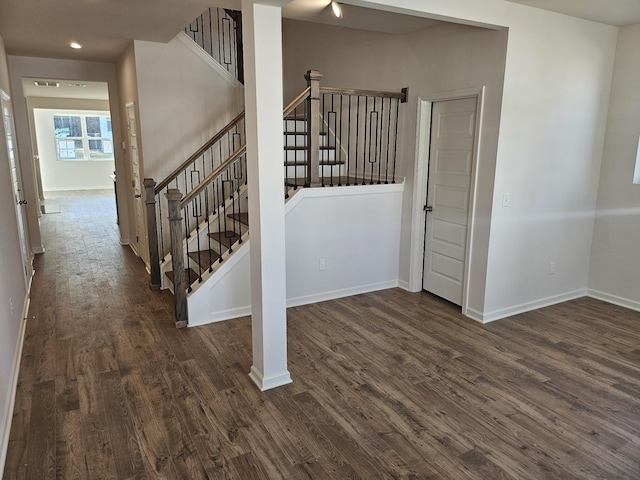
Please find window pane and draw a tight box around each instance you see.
[56,138,84,159]
[54,115,82,138]
[88,139,114,159]
[85,115,113,139]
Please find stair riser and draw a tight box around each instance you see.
[284,149,337,163]
[283,134,328,148]
[284,164,346,179]
[283,119,307,131]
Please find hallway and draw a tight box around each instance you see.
[4,191,640,479]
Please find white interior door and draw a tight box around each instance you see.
[2,91,32,286]
[422,97,477,305]
[127,103,148,265]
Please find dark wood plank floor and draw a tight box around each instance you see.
[4,190,640,479]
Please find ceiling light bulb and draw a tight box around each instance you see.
[331,1,343,18]
[70,42,83,49]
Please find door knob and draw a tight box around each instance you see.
[424,205,432,212]
[18,200,28,205]
[135,194,141,198]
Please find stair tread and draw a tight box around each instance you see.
[208,231,241,248]
[165,268,199,285]
[284,160,346,166]
[228,212,249,226]
[284,145,334,151]
[187,249,220,265]
[283,131,327,135]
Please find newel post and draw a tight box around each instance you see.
[166,189,188,328]
[144,178,161,290]
[305,69,322,186]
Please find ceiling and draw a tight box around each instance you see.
[505,0,640,26]
[1,0,639,64]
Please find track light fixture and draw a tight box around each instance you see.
[331,1,343,19]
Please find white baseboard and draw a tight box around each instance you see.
[188,305,252,327]
[0,294,30,474]
[397,279,411,291]
[463,306,484,323]
[481,288,587,324]
[286,280,400,309]
[249,366,292,392]
[587,289,640,313]
[189,280,401,327]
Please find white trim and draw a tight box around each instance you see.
[176,32,243,90]
[464,307,484,323]
[32,245,45,254]
[0,294,30,474]
[481,289,587,323]
[249,366,292,391]
[189,306,252,327]
[398,279,410,291]
[286,181,405,211]
[287,280,399,308]
[587,289,640,313]
[43,186,113,192]
[408,87,485,315]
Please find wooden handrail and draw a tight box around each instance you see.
[154,110,246,194]
[283,86,311,118]
[320,86,408,102]
[180,145,247,208]
[181,88,313,208]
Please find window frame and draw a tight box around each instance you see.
[53,112,114,162]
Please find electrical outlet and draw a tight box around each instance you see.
[9,297,14,316]
[502,192,511,207]
[318,259,326,271]
[549,262,555,275]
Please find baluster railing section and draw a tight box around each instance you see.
[184,8,244,83]
[148,70,407,326]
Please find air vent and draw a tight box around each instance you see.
[68,83,87,88]
[34,81,60,87]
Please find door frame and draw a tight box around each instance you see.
[2,89,33,287]
[408,86,485,317]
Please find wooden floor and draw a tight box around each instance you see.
[4,190,640,479]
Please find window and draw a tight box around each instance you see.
[54,113,113,161]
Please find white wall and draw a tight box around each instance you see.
[319,0,617,321]
[282,19,408,103]
[33,108,115,190]
[588,23,640,311]
[0,35,30,473]
[7,55,130,248]
[188,183,403,326]
[481,7,616,320]
[133,34,245,182]
[283,17,508,317]
[403,23,507,317]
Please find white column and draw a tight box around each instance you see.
[241,0,292,391]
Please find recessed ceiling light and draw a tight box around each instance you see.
[331,1,343,18]
[70,42,83,49]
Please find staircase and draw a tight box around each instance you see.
[283,116,345,187]
[145,66,407,327]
